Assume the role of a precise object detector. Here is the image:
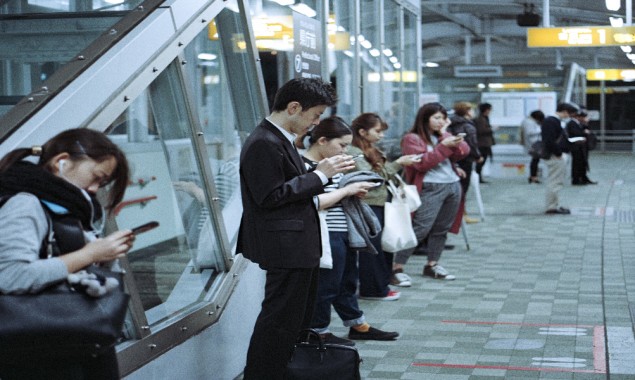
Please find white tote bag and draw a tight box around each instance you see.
[318,210,333,269]
[391,173,422,212]
[381,181,418,253]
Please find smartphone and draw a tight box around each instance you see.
[457,133,467,138]
[352,154,365,160]
[131,221,159,235]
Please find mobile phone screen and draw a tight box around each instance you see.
[131,221,159,235]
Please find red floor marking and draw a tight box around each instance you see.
[442,320,595,328]
[408,320,608,374]
[411,362,601,374]
[593,326,607,373]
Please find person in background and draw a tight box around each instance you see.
[394,102,469,281]
[521,110,545,184]
[238,78,352,380]
[349,113,421,291]
[567,107,597,185]
[448,101,482,224]
[303,116,399,344]
[541,102,578,215]
[474,102,495,183]
[0,128,132,380]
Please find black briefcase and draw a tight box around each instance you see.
[285,329,361,380]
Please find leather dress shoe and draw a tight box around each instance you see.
[545,207,571,215]
[583,178,597,184]
[318,333,356,346]
[348,326,399,341]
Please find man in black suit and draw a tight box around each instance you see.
[541,102,578,215]
[238,78,355,380]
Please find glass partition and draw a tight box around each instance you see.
[0,1,144,118]
[360,0,380,114]
[401,7,419,135]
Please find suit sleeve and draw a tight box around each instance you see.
[241,138,323,209]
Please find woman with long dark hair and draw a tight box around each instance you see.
[349,112,420,292]
[0,128,132,379]
[394,103,469,280]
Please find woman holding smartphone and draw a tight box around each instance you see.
[394,103,469,281]
[303,116,399,344]
[348,113,421,293]
[0,128,132,379]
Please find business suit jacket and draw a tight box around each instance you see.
[237,119,324,269]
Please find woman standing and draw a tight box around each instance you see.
[303,116,400,343]
[393,103,469,280]
[0,128,132,379]
[520,110,545,184]
[349,113,420,293]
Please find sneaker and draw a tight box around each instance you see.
[348,326,399,341]
[319,333,356,346]
[390,269,412,287]
[359,290,401,301]
[423,264,455,280]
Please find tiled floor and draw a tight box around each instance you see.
[327,153,635,379]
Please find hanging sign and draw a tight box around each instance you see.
[293,12,322,79]
[527,26,635,47]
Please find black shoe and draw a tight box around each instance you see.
[444,244,455,250]
[348,326,399,341]
[318,333,356,346]
[479,179,489,184]
[572,180,586,185]
[583,178,597,184]
[545,207,571,214]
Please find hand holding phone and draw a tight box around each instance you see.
[131,221,159,235]
[457,133,466,138]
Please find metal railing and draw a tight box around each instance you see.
[595,130,635,154]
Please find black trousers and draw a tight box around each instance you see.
[570,146,588,182]
[243,266,320,380]
[475,146,492,177]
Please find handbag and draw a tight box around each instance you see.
[528,140,543,159]
[0,265,130,364]
[391,173,421,212]
[381,181,418,253]
[286,329,361,380]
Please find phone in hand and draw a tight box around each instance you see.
[351,154,365,160]
[131,221,159,235]
[457,133,466,138]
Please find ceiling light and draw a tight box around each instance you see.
[621,46,632,53]
[627,53,635,59]
[606,0,621,11]
[393,63,402,69]
[269,0,296,5]
[360,40,372,49]
[425,62,439,67]
[383,49,393,57]
[289,3,317,18]
[198,53,218,61]
[610,17,624,26]
[369,49,380,57]
[389,56,398,63]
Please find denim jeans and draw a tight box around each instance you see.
[395,181,461,265]
[310,231,365,332]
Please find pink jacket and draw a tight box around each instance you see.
[401,132,470,193]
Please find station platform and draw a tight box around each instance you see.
[326,152,635,379]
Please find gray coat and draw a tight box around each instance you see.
[339,171,384,255]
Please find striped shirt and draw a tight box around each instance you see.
[303,158,348,233]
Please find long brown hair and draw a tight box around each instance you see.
[351,112,387,170]
[0,128,129,212]
[409,102,448,145]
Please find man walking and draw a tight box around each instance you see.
[238,78,354,379]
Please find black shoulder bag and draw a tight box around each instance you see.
[0,195,130,364]
[285,329,362,380]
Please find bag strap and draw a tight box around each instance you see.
[385,180,401,200]
[392,173,407,186]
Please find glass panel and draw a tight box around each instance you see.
[0,1,144,117]
[402,8,419,136]
[0,0,144,15]
[360,0,380,114]
[106,62,223,326]
[382,0,401,140]
[330,0,355,121]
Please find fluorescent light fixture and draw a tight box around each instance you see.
[360,40,372,49]
[478,83,486,89]
[389,56,398,64]
[425,62,439,67]
[393,62,402,69]
[628,53,635,59]
[198,53,218,61]
[610,17,624,26]
[289,3,317,18]
[383,49,393,57]
[621,46,632,53]
[606,0,620,11]
[269,0,296,5]
[369,49,380,57]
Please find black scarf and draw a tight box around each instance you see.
[0,161,103,230]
